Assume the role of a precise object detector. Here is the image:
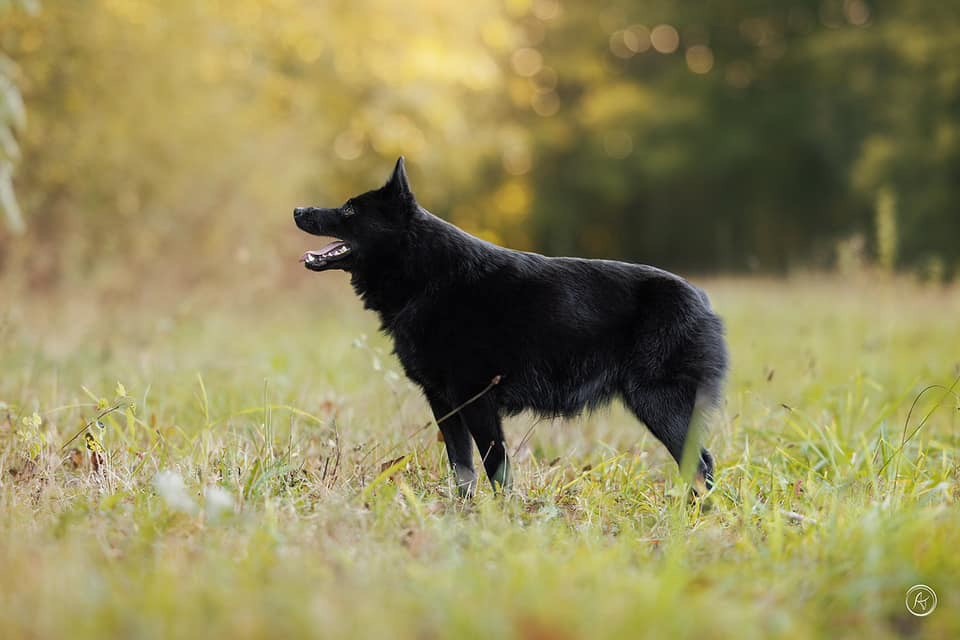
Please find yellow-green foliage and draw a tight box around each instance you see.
[2,0,525,270]
[6,2,960,277]
[1,276,958,639]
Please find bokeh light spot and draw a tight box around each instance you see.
[502,145,533,175]
[334,131,364,160]
[845,0,871,26]
[531,90,560,116]
[686,45,714,74]
[651,24,680,54]
[532,0,561,21]
[512,47,544,76]
[626,24,652,53]
[609,31,635,59]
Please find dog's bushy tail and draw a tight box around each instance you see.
[692,311,729,416]
[690,310,728,491]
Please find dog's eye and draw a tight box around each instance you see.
[342,202,356,217]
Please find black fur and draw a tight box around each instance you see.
[295,158,728,496]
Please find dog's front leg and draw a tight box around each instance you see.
[427,393,478,498]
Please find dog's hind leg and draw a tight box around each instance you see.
[427,393,478,498]
[456,395,511,493]
[622,380,715,494]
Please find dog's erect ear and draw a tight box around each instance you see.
[385,156,413,199]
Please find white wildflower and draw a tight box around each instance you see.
[204,485,235,521]
[153,470,198,514]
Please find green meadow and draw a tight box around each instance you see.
[1,276,957,639]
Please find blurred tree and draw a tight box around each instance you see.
[1,0,518,282]
[507,1,959,275]
[1,0,958,281]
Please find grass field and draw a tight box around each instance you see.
[1,275,958,639]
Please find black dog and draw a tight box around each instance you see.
[295,158,728,496]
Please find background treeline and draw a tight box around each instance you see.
[1,0,958,284]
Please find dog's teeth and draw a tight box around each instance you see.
[304,244,347,263]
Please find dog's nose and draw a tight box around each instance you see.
[294,207,308,220]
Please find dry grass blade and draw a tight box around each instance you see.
[876,375,960,485]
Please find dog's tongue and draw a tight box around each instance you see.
[299,241,344,263]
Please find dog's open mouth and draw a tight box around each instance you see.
[300,240,352,271]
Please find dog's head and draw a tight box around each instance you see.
[294,157,417,273]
